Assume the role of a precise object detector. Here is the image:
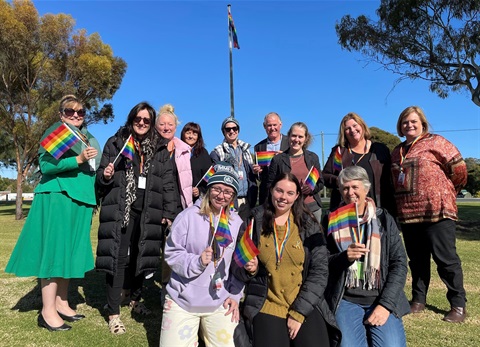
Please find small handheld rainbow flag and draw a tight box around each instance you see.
[214,207,233,248]
[327,202,358,236]
[256,151,276,167]
[195,166,215,187]
[40,123,80,159]
[234,219,260,267]
[113,135,135,165]
[333,146,342,172]
[229,200,236,212]
[304,166,320,191]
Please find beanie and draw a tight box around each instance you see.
[207,161,239,194]
[221,116,240,132]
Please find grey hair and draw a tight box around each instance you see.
[337,166,371,192]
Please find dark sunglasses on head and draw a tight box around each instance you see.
[134,116,151,125]
[63,108,86,117]
[224,126,238,133]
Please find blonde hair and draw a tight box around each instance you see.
[59,94,82,112]
[337,112,371,148]
[396,106,429,137]
[198,187,235,219]
[157,103,180,127]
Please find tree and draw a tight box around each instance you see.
[464,157,480,196]
[336,0,480,107]
[370,126,401,152]
[0,0,127,219]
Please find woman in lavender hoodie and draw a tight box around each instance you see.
[159,162,245,347]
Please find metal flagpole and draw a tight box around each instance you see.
[228,4,235,118]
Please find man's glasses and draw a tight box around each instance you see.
[134,117,151,125]
[210,186,235,199]
[63,108,86,118]
[224,126,238,133]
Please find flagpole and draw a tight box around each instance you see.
[228,4,235,118]
[63,122,88,147]
[355,202,360,243]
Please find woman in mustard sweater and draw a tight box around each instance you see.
[234,173,340,347]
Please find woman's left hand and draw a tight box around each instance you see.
[365,304,390,327]
[223,298,240,323]
[287,316,302,340]
[192,187,200,198]
[300,184,312,196]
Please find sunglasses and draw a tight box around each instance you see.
[133,117,151,125]
[224,126,238,133]
[63,108,86,117]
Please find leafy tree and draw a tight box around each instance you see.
[370,126,401,152]
[464,157,480,195]
[0,0,127,219]
[336,0,480,107]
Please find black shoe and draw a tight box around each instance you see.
[57,311,86,322]
[38,314,72,332]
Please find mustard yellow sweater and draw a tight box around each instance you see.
[258,214,306,323]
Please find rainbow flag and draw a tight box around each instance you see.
[229,200,236,212]
[40,123,80,159]
[228,7,240,49]
[121,135,135,161]
[333,146,342,172]
[327,203,357,236]
[215,207,233,248]
[304,166,320,191]
[256,151,276,167]
[202,165,216,183]
[234,219,260,267]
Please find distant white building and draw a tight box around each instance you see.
[0,193,34,201]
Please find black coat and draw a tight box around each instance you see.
[95,130,177,276]
[324,208,410,318]
[268,150,324,208]
[190,147,213,201]
[254,135,289,205]
[233,206,341,346]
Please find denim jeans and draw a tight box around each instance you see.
[336,299,406,347]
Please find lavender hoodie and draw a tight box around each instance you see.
[165,199,245,313]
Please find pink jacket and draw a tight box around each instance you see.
[173,137,193,209]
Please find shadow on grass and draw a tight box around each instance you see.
[0,202,32,217]
[456,220,480,241]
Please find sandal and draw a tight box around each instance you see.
[129,301,151,316]
[108,316,126,335]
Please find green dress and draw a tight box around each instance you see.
[5,122,101,279]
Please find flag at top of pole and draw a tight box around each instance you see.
[228,5,240,49]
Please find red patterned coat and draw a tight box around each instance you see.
[391,134,467,224]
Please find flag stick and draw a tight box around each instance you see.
[209,207,224,247]
[63,122,88,147]
[112,135,131,166]
[195,165,213,187]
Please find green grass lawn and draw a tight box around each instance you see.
[1,201,479,346]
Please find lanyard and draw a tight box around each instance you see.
[273,218,291,269]
[399,135,424,169]
[348,141,368,166]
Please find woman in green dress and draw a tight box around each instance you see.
[5,95,101,331]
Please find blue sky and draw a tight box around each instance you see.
[2,0,480,178]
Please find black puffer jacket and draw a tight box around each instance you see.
[233,206,341,346]
[95,129,176,276]
[325,208,410,318]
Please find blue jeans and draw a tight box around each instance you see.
[336,299,406,347]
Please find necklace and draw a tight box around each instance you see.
[289,153,304,164]
[349,140,369,166]
[273,218,291,270]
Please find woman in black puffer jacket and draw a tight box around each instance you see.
[96,102,176,334]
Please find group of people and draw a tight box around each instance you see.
[5,96,468,347]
